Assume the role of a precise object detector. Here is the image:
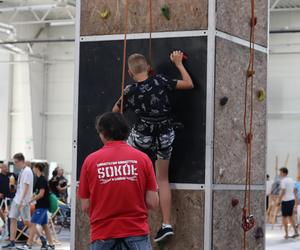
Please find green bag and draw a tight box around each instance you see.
[49,193,59,214]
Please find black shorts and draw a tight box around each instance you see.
[281,200,295,217]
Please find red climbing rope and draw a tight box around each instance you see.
[148,0,153,67]
[120,0,153,112]
[242,0,256,249]
[120,0,129,114]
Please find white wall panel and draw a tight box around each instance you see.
[267,16,300,179]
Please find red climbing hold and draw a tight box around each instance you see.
[182,52,188,60]
[231,198,239,207]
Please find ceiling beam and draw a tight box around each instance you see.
[271,7,300,12]
[271,0,282,10]
[11,19,75,26]
[0,4,57,12]
[0,4,75,13]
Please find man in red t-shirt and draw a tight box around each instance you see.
[78,112,159,250]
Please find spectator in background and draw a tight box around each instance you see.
[271,173,281,196]
[2,153,34,249]
[277,167,299,239]
[56,168,68,203]
[266,174,273,210]
[0,163,11,204]
[0,162,17,204]
[49,169,59,198]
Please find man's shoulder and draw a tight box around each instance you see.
[84,149,103,164]
[24,166,33,175]
[37,176,47,184]
[39,175,47,182]
[289,177,296,184]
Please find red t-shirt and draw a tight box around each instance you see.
[77,141,157,242]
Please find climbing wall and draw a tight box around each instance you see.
[212,0,268,249]
[73,0,268,249]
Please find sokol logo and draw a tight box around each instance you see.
[96,160,138,184]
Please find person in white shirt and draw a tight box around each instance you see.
[2,153,34,249]
[277,167,299,239]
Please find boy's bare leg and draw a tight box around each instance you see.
[10,218,17,241]
[156,159,171,224]
[288,216,299,235]
[27,223,37,246]
[282,217,289,238]
[43,224,54,245]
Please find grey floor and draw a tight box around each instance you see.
[3,224,300,250]
[0,228,70,250]
[266,224,300,250]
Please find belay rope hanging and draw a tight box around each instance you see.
[119,0,153,113]
[120,0,129,114]
[242,0,257,249]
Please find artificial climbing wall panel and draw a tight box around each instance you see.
[213,190,265,250]
[75,195,90,250]
[77,37,207,183]
[75,190,204,250]
[216,0,268,47]
[213,37,267,185]
[80,0,208,36]
[149,190,204,250]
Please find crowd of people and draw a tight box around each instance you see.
[0,154,69,249]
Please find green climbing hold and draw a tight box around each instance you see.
[258,88,265,102]
[161,5,170,20]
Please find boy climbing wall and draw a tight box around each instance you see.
[113,50,194,242]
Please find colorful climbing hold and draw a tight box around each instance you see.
[220,97,229,106]
[161,5,170,20]
[257,88,265,102]
[254,227,264,240]
[100,9,110,19]
[231,198,239,207]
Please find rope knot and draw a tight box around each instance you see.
[245,133,253,144]
[242,208,255,232]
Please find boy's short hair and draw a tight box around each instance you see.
[128,54,148,74]
[33,163,45,172]
[13,153,25,162]
[279,167,288,175]
[95,112,129,141]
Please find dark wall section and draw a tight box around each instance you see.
[77,37,207,183]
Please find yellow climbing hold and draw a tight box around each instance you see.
[100,9,110,19]
[258,88,265,102]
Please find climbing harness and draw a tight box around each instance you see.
[242,0,257,249]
